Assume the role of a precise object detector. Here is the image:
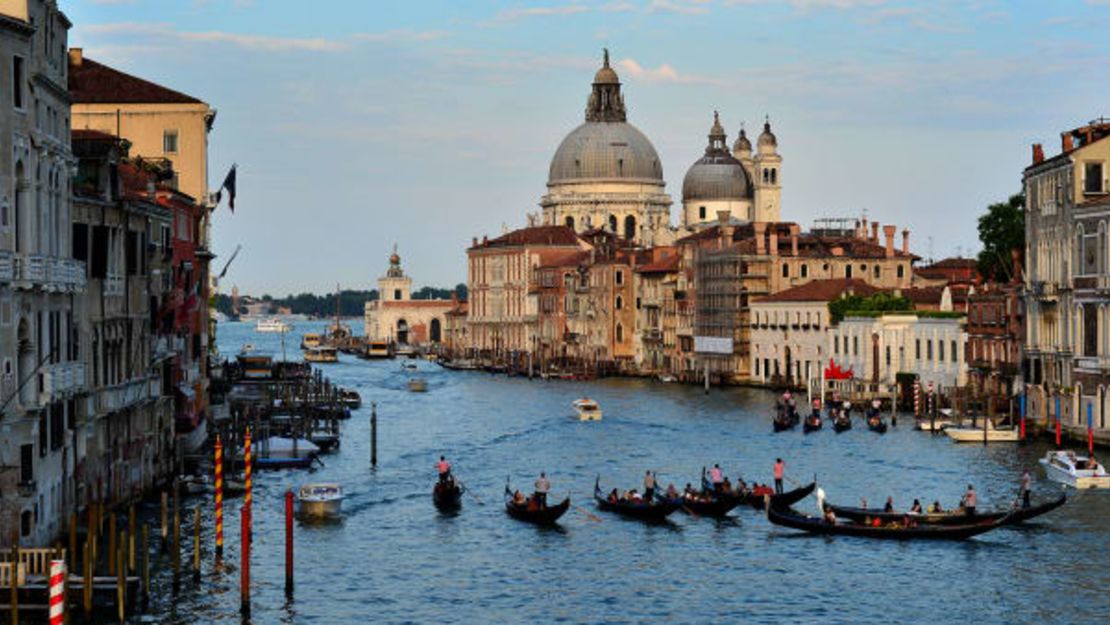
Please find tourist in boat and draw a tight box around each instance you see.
[534,472,551,508]
[513,490,526,505]
[643,470,656,501]
[710,464,724,492]
[883,496,894,513]
[928,500,944,513]
[1090,456,1101,472]
[773,458,785,495]
[721,476,733,495]
[823,505,837,524]
[684,483,697,499]
[666,483,679,499]
[436,455,452,484]
[910,499,923,514]
[963,484,977,515]
[627,489,642,503]
[735,477,748,494]
[608,488,619,504]
[1020,469,1032,508]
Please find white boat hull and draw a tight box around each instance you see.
[576,409,602,422]
[914,419,955,432]
[1039,452,1110,489]
[297,498,342,518]
[945,426,1019,443]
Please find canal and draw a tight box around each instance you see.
[140,320,1110,624]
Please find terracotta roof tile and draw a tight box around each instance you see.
[754,278,879,303]
[69,55,203,105]
[471,225,581,250]
[636,253,680,274]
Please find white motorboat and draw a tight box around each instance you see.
[1039,450,1110,489]
[408,378,428,392]
[297,483,343,518]
[253,436,320,459]
[256,317,292,333]
[944,418,1019,443]
[658,374,678,383]
[572,398,602,421]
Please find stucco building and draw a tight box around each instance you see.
[364,249,455,347]
[830,313,967,389]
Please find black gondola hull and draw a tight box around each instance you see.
[767,505,1013,539]
[827,494,1066,527]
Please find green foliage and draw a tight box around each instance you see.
[828,292,913,323]
[216,284,468,317]
[977,193,1025,282]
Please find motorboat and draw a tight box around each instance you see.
[658,374,678,383]
[1039,450,1110,489]
[915,408,959,431]
[301,333,323,349]
[364,340,392,359]
[256,317,292,333]
[297,483,343,519]
[573,398,602,421]
[304,345,339,363]
[944,419,1019,443]
[408,378,428,392]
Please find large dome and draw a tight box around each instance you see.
[548,121,664,184]
[682,112,752,202]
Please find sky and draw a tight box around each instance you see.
[66,0,1110,296]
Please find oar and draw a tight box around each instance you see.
[457,480,484,505]
[574,503,602,522]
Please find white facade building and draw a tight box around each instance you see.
[830,314,967,389]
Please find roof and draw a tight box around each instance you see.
[1079,194,1110,209]
[69,55,204,105]
[681,225,918,260]
[71,129,118,142]
[538,250,589,269]
[636,253,680,274]
[381,299,455,308]
[923,257,978,270]
[754,279,879,304]
[470,225,582,250]
[902,285,971,306]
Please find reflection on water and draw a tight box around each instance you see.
[133,320,1110,624]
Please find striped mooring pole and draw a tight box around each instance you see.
[244,427,253,517]
[913,378,921,416]
[48,559,65,625]
[214,435,224,559]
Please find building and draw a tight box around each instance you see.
[0,0,84,546]
[830,313,967,389]
[363,248,455,347]
[966,280,1023,397]
[913,257,981,287]
[1023,119,1110,392]
[750,279,878,388]
[633,248,679,376]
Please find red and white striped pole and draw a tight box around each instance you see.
[244,428,253,518]
[48,559,65,625]
[913,379,920,416]
[214,435,224,560]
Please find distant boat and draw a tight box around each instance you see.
[1040,450,1110,489]
[297,483,343,519]
[363,340,393,359]
[256,317,292,333]
[301,333,323,349]
[304,345,339,363]
[408,378,428,392]
[572,398,602,421]
[945,419,1019,443]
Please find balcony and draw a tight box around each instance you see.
[39,362,86,402]
[642,328,663,341]
[11,254,85,292]
[94,378,152,414]
[0,250,12,282]
[104,275,124,296]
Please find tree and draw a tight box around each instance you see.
[977,193,1024,282]
[828,292,913,323]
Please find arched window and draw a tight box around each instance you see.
[565,216,575,229]
[624,215,636,239]
[770,169,777,185]
[762,169,769,184]
[430,318,442,343]
[873,265,880,279]
[616,323,624,342]
[615,295,623,310]
[609,215,618,233]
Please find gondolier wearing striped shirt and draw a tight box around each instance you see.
[535,472,551,508]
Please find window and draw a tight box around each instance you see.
[615,270,623,286]
[927,340,933,360]
[393,289,401,300]
[1085,162,1104,194]
[565,216,574,229]
[915,339,921,360]
[699,206,706,220]
[885,346,891,366]
[800,264,808,278]
[624,215,636,239]
[12,56,23,109]
[853,336,858,356]
[951,340,957,362]
[782,263,789,278]
[938,340,945,361]
[19,444,33,484]
[635,297,641,310]
[163,130,179,153]
[770,169,777,185]
[834,335,839,353]
[609,215,617,232]
[616,323,624,342]
[845,265,853,278]
[615,295,623,310]
[873,266,880,279]
[72,223,88,261]
[897,265,905,279]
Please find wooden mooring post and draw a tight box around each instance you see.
[240,506,251,618]
[82,540,92,618]
[9,535,18,625]
[160,491,169,554]
[192,505,201,583]
[285,490,294,598]
[141,523,150,610]
[371,402,378,468]
[117,530,126,624]
[108,513,117,576]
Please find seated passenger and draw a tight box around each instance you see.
[666,483,679,499]
[513,490,526,505]
[608,488,619,504]
[883,496,894,513]
[910,499,922,514]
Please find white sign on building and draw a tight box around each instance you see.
[694,336,734,354]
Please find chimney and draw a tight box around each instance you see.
[754,222,767,255]
[883,225,896,258]
[718,211,734,247]
[854,220,861,239]
[769,228,779,257]
[789,224,799,256]
[1062,132,1074,153]
[861,218,868,240]
[1011,248,1023,283]
[472,237,478,247]
[68,48,82,67]
[871,222,880,243]
[1032,143,1044,165]
[902,229,910,254]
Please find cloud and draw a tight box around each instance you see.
[617,58,721,84]
[647,0,712,14]
[725,0,885,9]
[494,4,591,21]
[352,29,447,43]
[180,31,346,51]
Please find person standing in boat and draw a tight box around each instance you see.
[773,458,785,495]
[643,470,656,501]
[963,484,977,515]
[534,472,551,509]
[709,464,724,492]
[1020,469,1032,508]
[437,456,452,484]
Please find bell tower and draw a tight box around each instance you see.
[378,245,412,302]
[753,116,782,222]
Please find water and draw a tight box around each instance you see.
[140,320,1110,624]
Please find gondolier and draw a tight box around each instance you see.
[535,472,551,508]
[963,484,977,515]
[773,458,785,495]
[437,456,452,484]
[709,464,724,492]
[643,470,656,501]
[1020,469,1032,508]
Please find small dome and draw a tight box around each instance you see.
[758,119,777,148]
[594,48,619,84]
[390,252,400,265]
[682,112,753,202]
[733,127,751,154]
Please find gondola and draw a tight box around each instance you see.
[827,493,1066,527]
[832,414,852,433]
[767,504,1014,540]
[866,412,888,434]
[659,491,742,517]
[701,473,816,510]
[433,478,464,511]
[504,482,570,525]
[595,478,682,521]
[773,408,799,432]
[803,412,823,433]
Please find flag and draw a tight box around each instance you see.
[216,164,237,212]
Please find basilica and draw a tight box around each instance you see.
[539,50,783,241]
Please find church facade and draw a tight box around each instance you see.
[364,249,455,347]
